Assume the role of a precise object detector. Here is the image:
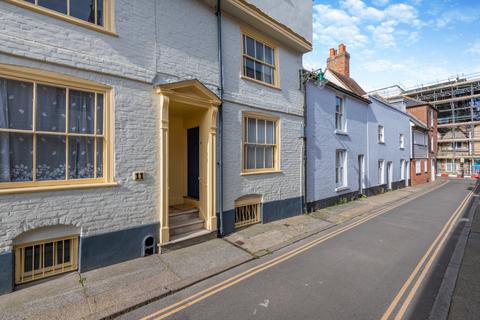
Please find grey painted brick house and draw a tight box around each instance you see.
[0,0,312,294]
[305,45,411,211]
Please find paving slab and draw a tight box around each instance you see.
[225,215,332,256]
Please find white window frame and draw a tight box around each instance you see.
[424,159,428,173]
[400,159,405,180]
[378,160,385,184]
[400,134,405,149]
[415,160,421,175]
[430,135,434,152]
[378,125,385,144]
[335,96,346,133]
[335,149,347,189]
[430,109,434,127]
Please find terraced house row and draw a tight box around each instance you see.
[0,0,436,294]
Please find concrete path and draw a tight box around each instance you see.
[122,179,476,320]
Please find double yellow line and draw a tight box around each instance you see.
[380,183,477,320]
[142,182,450,320]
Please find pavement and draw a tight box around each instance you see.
[447,194,480,320]
[121,178,475,320]
[0,178,453,320]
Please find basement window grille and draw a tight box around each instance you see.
[14,236,79,285]
[235,197,262,228]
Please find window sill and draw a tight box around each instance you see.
[241,76,281,90]
[241,170,282,176]
[0,182,119,195]
[378,141,385,144]
[6,0,118,37]
[335,130,348,136]
[400,147,405,150]
[335,186,350,192]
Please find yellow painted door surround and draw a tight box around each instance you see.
[156,80,221,244]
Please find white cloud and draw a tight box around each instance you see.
[361,59,408,73]
[340,0,385,21]
[311,0,420,50]
[367,20,397,48]
[467,41,480,55]
[312,4,367,47]
[434,10,477,28]
[384,3,417,21]
[372,0,389,7]
[357,57,452,90]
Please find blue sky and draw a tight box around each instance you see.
[304,0,480,91]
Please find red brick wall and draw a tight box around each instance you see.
[407,105,438,157]
[410,159,431,185]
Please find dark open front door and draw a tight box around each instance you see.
[187,127,200,199]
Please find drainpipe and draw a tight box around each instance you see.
[302,75,308,213]
[216,0,225,236]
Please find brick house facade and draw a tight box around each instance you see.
[407,102,438,185]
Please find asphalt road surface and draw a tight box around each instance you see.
[121,179,476,320]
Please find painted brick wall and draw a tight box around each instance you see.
[306,83,368,203]
[221,102,303,212]
[0,0,311,250]
[0,55,159,255]
[154,0,220,90]
[245,0,313,42]
[367,98,411,187]
[222,14,305,117]
[0,0,157,83]
[219,12,306,213]
[0,0,223,255]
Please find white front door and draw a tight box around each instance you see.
[387,162,393,190]
[358,155,365,194]
[431,159,436,181]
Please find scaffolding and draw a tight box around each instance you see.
[402,75,480,177]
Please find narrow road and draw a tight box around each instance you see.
[122,179,476,320]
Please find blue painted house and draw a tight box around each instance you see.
[305,44,411,211]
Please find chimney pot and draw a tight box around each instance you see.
[327,44,350,78]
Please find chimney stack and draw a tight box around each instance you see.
[327,43,350,78]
